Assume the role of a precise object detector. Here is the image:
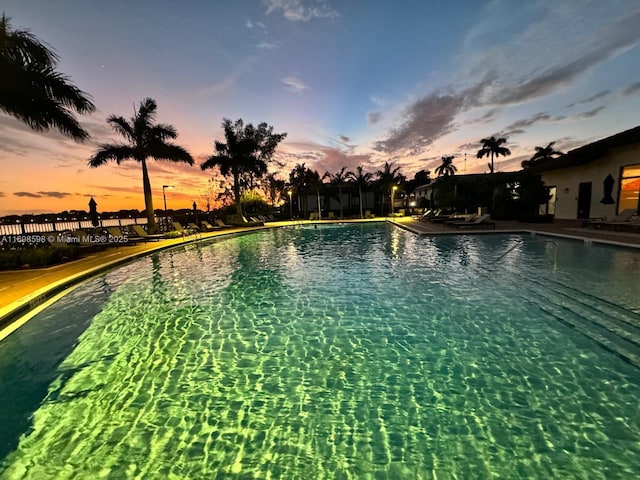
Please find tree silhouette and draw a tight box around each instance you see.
[323,166,350,218]
[289,163,323,219]
[435,156,457,177]
[375,162,404,215]
[88,98,194,233]
[0,14,95,141]
[521,142,564,169]
[346,166,374,218]
[201,118,286,219]
[477,136,511,173]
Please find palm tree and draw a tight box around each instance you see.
[323,166,351,219]
[435,156,457,177]
[0,15,95,141]
[346,165,373,218]
[375,162,404,215]
[201,118,286,220]
[289,163,323,219]
[521,142,564,169]
[477,136,511,173]
[88,98,194,233]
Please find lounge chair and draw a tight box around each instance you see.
[131,225,164,241]
[172,222,198,235]
[200,220,221,232]
[444,214,477,225]
[585,209,637,229]
[70,229,110,250]
[242,216,264,226]
[449,214,495,228]
[187,222,201,232]
[106,226,143,244]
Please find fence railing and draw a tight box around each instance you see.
[0,217,148,236]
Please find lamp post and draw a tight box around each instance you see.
[391,185,398,215]
[288,190,293,219]
[162,185,174,212]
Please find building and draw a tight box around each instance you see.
[528,126,640,220]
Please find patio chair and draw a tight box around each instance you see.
[172,222,198,235]
[200,220,221,231]
[444,214,477,225]
[450,214,495,228]
[585,209,637,228]
[131,225,164,241]
[106,226,143,244]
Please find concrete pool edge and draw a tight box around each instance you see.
[389,219,640,250]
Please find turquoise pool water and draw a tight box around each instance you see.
[1,224,639,478]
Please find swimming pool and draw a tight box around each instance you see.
[1,223,639,478]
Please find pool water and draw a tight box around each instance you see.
[1,224,639,479]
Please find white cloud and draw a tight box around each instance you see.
[256,41,279,49]
[263,0,338,22]
[281,76,309,92]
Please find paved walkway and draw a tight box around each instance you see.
[2,218,639,336]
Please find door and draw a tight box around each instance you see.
[577,182,592,219]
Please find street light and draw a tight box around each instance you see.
[391,185,398,215]
[162,185,174,213]
[288,190,293,220]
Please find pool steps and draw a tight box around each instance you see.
[524,275,640,369]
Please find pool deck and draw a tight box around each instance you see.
[1,217,639,337]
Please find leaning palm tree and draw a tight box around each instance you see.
[88,98,194,233]
[346,165,373,218]
[0,14,95,141]
[201,118,286,220]
[477,136,511,173]
[435,155,457,177]
[521,142,564,169]
[323,166,351,219]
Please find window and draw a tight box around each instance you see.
[619,164,640,213]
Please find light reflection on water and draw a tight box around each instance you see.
[1,224,639,479]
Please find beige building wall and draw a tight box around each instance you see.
[541,144,640,220]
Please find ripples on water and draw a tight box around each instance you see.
[1,224,639,478]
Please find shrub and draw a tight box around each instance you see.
[0,245,80,270]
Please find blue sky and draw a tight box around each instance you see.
[1,0,640,214]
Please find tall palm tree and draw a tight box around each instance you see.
[435,155,457,177]
[0,15,95,141]
[521,142,564,169]
[323,166,351,219]
[375,162,403,216]
[201,118,286,219]
[346,165,373,218]
[88,98,194,233]
[477,136,511,173]
[289,163,323,219]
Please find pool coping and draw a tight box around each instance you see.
[390,219,640,250]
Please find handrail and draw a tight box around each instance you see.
[494,237,559,268]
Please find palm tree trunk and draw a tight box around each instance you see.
[491,152,495,173]
[316,188,322,220]
[338,186,343,219]
[359,187,364,218]
[141,157,158,233]
[233,171,243,218]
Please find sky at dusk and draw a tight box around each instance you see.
[1,0,640,215]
